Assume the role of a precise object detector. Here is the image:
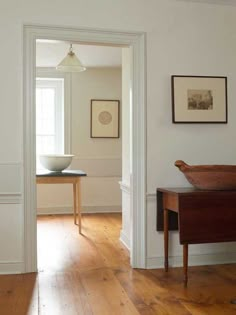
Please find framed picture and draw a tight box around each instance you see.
[90,99,120,138]
[171,75,227,123]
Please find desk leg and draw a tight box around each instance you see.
[76,178,82,234]
[73,183,77,225]
[164,208,169,272]
[183,244,188,287]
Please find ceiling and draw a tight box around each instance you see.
[36,40,122,68]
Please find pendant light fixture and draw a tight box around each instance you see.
[56,44,86,72]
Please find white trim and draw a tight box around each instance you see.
[36,78,64,155]
[36,67,72,154]
[0,162,23,165]
[23,25,38,273]
[119,181,131,194]
[146,192,156,199]
[83,206,121,213]
[87,177,122,179]
[37,205,121,215]
[146,193,156,211]
[0,262,24,275]
[0,194,22,204]
[74,155,122,160]
[176,0,236,6]
[146,252,236,269]
[120,230,130,250]
[130,33,147,268]
[36,67,69,77]
[23,24,146,272]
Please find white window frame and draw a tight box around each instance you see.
[36,78,64,162]
[36,68,72,154]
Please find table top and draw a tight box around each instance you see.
[156,187,236,195]
[36,170,87,177]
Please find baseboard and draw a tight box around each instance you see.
[146,252,236,269]
[120,230,130,250]
[83,205,121,213]
[37,205,122,215]
[0,261,24,274]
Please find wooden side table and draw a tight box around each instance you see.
[36,170,87,234]
[157,187,236,286]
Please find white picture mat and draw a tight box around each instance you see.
[91,100,119,137]
[173,77,227,122]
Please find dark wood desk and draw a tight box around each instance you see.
[37,170,87,234]
[157,187,236,286]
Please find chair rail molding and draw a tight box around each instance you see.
[23,24,147,272]
[0,194,22,204]
[74,155,122,160]
[176,0,236,6]
[146,192,156,199]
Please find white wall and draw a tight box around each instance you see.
[1,0,236,273]
[146,1,236,267]
[37,67,122,214]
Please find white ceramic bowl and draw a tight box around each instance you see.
[39,154,74,172]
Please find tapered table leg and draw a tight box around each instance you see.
[76,178,82,234]
[73,183,77,224]
[183,243,188,287]
[164,208,169,272]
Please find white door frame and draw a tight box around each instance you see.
[23,24,146,272]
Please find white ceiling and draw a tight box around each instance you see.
[36,40,122,68]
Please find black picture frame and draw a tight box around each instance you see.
[171,75,228,123]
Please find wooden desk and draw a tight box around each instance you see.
[157,187,236,286]
[37,170,87,234]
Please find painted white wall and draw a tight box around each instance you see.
[1,0,236,272]
[146,1,236,267]
[37,68,122,214]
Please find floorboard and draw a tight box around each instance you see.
[0,213,235,314]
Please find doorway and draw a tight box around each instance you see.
[35,42,122,219]
[36,41,124,269]
[23,25,146,272]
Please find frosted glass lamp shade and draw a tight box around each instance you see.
[56,51,86,72]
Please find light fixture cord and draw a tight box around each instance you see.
[68,44,74,56]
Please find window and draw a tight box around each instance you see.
[36,78,64,170]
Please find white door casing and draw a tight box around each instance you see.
[23,24,146,272]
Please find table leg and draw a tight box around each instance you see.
[76,178,82,234]
[164,208,169,272]
[183,243,188,287]
[73,183,77,225]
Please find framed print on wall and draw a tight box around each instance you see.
[171,75,227,123]
[90,99,120,138]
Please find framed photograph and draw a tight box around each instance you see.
[171,75,227,123]
[90,99,120,138]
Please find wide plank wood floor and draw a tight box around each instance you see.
[0,213,235,314]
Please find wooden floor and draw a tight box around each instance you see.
[0,213,235,315]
